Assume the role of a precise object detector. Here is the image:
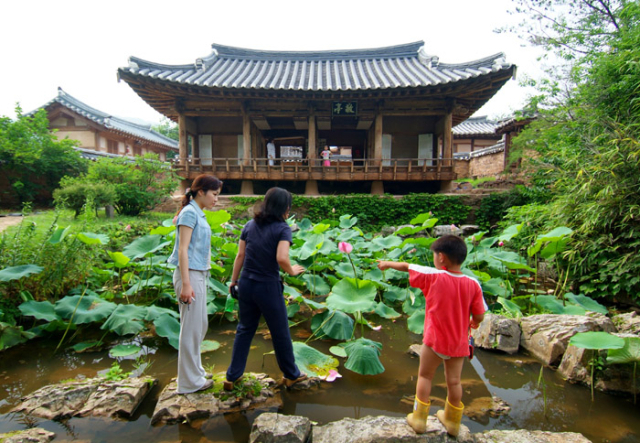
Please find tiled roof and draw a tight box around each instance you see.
[119,41,513,92]
[34,88,178,150]
[453,116,498,137]
[453,140,505,160]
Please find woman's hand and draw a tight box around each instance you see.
[180,283,195,304]
[290,264,305,276]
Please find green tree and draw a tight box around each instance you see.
[152,117,178,160]
[0,106,87,205]
[84,153,179,216]
[506,1,640,303]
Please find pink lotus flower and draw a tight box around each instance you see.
[320,369,342,382]
[338,242,353,254]
[450,224,456,231]
[125,224,131,232]
[498,241,504,247]
[371,325,382,331]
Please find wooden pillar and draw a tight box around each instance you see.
[305,180,319,195]
[178,114,188,166]
[308,115,317,161]
[443,112,453,166]
[374,114,383,165]
[242,111,251,166]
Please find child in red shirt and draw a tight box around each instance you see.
[378,235,486,436]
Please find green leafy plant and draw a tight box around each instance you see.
[101,362,131,382]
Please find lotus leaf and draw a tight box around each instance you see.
[382,287,407,303]
[401,237,436,248]
[339,214,358,229]
[496,296,522,317]
[77,232,109,245]
[47,226,71,244]
[108,251,130,268]
[298,234,324,260]
[19,300,60,322]
[286,303,300,318]
[123,235,170,260]
[370,235,403,251]
[101,305,147,335]
[407,310,425,334]
[221,243,238,255]
[109,344,142,358]
[326,278,377,314]
[144,305,179,321]
[329,345,347,358]
[292,341,339,377]
[481,278,511,297]
[311,310,354,340]
[497,223,523,242]
[333,262,357,278]
[55,295,117,324]
[209,278,229,295]
[150,225,176,236]
[312,223,331,234]
[200,340,221,353]
[301,274,331,296]
[569,332,625,350]
[540,238,570,259]
[204,209,231,228]
[564,293,608,315]
[0,264,43,282]
[395,225,426,236]
[344,338,384,375]
[534,295,586,315]
[607,336,640,364]
[291,294,326,310]
[153,313,180,349]
[374,302,401,319]
[537,226,574,243]
[72,341,103,353]
[410,213,437,226]
[0,322,35,350]
[337,230,361,242]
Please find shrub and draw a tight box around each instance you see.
[53,177,116,216]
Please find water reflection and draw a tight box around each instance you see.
[1,319,639,442]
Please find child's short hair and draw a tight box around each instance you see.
[430,235,467,265]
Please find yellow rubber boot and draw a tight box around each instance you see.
[436,398,464,437]
[406,397,430,434]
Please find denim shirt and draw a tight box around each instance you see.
[168,200,211,270]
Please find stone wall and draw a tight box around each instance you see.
[454,144,505,179]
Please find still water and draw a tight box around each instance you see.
[0,319,638,442]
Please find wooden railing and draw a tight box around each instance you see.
[173,157,456,181]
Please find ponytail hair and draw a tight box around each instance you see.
[254,187,292,225]
[175,174,223,217]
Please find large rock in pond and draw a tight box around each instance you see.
[559,333,640,395]
[519,314,615,365]
[472,313,521,354]
[12,376,156,420]
[312,415,473,443]
[249,412,311,443]
[151,372,322,425]
[612,312,640,335]
[0,428,56,443]
[474,429,592,443]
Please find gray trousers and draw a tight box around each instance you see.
[173,268,209,393]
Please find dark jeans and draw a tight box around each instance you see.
[226,277,302,382]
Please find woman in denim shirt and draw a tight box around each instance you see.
[168,174,222,393]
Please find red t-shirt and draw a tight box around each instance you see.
[409,264,487,357]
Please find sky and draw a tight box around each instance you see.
[1,0,545,125]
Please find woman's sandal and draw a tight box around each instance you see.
[223,376,244,391]
[282,372,308,389]
[195,379,213,392]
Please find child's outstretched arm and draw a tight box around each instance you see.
[377,260,409,273]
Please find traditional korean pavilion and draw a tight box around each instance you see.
[118,41,515,194]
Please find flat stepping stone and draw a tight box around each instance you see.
[12,376,157,420]
[151,372,320,425]
[0,428,55,443]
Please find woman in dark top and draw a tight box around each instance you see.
[225,187,307,390]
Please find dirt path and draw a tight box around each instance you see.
[0,216,23,233]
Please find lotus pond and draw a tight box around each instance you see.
[1,211,639,442]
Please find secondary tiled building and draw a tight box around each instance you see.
[35,88,178,161]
